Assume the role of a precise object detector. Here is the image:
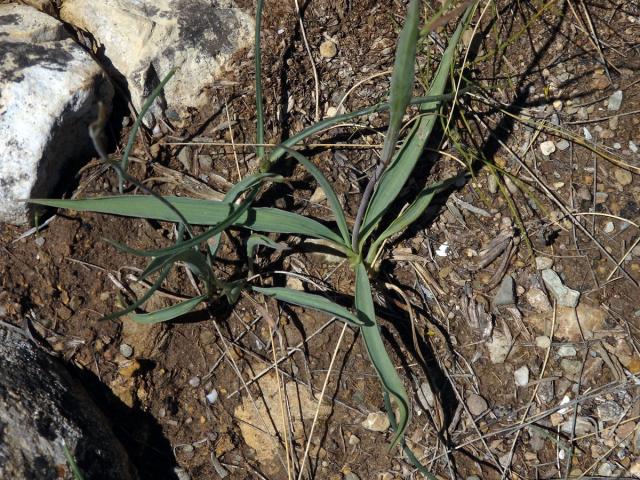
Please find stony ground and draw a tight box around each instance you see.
[2,1,640,479]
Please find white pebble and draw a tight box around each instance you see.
[119,343,133,358]
[540,140,556,156]
[514,365,530,387]
[188,376,201,387]
[535,335,551,349]
[604,221,614,233]
[206,389,219,404]
[583,127,592,141]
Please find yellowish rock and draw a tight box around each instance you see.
[319,40,337,58]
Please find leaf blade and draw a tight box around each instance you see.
[131,295,207,324]
[355,262,410,450]
[253,286,366,327]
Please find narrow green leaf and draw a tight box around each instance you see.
[62,444,85,480]
[120,69,176,184]
[102,266,172,321]
[282,147,351,246]
[247,233,288,272]
[366,178,454,264]
[378,0,420,166]
[131,295,207,324]
[225,172,282,203]
[247,234,288,257]
[268,94,459,165]
[354,262,409,450]
[253,286,366,327]
[360,11,470,245]
[30,196,344,245]
[255,0,265,163]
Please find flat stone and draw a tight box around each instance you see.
[467,393,488,416]
[527,304,606,341]
[541,269,580,308]
[597,401,623,422]
[614,168,633,186]
[560,359,582,381]
[535,335,551,349]
[557,345,577,357]
[555,139,570,150]
[540,140,556,156]
[493,274,516,306]
[535,256,554,270]
[119,343,133,358]
[0,4,113,224]
[61,0,253,125]
[607,90,623,111]
[526,288,552,312]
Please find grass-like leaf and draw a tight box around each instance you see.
[354,262,410,450]
[131,294,207,324]
[247,233,288,272]
[255,0,265,163]
[366,177,456,264]
[359,9,470,246]
[30,196,344,245]
[379,0,420,166]
[282,147,351,246]
[120,69,176,187]
[253,286,367,327]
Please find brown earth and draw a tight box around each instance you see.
[2,1,640,479]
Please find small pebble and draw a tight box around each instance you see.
[348,434,360,446]
[603,221,614,233]
[583,127,592,141]
[607,90,623,111]
[319,40,337,58]
[555,139,570,150]
[361,411,390,432]
[535,256,553,270]
[188,376,201,388]
[34,236,45,247]
[540,140,556,156]
[630,140,638,153]
[514,366,530,387]
[535,335,551,349]
[206,389,219,404]
[467,393,488,416]
[552,100,563,110]
[557,345,577,357]
[119,343,133,358]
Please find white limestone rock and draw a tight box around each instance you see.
[0,4,113,224]
[60,0,254,125]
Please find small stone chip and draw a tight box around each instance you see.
[319,40,337,58]
[361,411,390,432]
[540,140,556,156]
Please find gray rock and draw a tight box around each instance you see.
[555,139,570,151]
[0,323,136,479]
[535,256,554,270]
[560,359,582,381]
[0,4,114,224]
[607,90,623,111]
[541,269,580,308]
[557,345,577,357]
[494,275,516,306]
[119,343,133,358]
[597,401,623,422]
[61,0,253,125]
